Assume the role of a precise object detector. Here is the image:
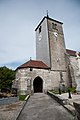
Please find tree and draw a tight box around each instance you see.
[0,66,15,90]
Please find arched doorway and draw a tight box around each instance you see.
[33,77,43,93]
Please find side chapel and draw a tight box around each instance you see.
[12,15,80,95]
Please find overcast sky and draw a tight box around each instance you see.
[0,0,80,69]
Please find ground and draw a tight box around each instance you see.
[17,93,75,120]
[0,101,24,120]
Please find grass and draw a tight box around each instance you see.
[50,90,59,94]
[49,87,76,94]
[19,95,27,101]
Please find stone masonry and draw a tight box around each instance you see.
[12,16,79,95]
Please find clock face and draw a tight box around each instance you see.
[54,32,58,37]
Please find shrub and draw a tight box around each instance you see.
[66,87,76,93]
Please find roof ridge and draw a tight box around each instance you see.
[16,59,50,70]
[66,49,76,52]
[28,59,32,67]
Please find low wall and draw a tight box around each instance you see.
[47,91,68,106]
[0,97,19,105]
[73,102,80,120]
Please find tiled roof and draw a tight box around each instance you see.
[16,49,80,70]
[17,60,50,70]
[66,49,80,56]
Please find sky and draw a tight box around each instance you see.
[0,0,80,70]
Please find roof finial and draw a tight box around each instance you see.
[46,10,49,18]
[30,57,32,60]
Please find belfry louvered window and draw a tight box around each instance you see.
[39,26,42,33]
[52,23,57,29]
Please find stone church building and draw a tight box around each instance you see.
[12,16,80,95]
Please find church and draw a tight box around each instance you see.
[12,15,80,95]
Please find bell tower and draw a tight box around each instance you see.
[35,16,66,71]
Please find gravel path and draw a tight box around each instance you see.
[0,101,24,120]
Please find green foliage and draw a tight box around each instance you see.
[19,95,27,101]
[0,66,15,90]
[50,89,59,94]
[50,87,76,94]
[66,87,76,93]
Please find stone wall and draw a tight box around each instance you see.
[15,68,68,95]
[73,102,80,120]
[69,56,77,87]
[48,19,66,71]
